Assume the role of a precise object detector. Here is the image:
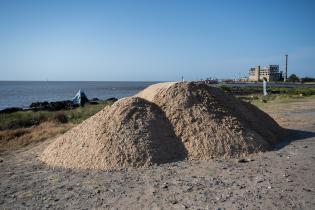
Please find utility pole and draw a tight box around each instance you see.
[284,54,288,82]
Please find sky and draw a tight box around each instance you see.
[0,0,314,81]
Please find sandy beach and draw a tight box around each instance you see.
[1,95,315,209]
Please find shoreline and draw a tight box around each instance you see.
[2,83,315,112]
[0,97,118,114]
[1,91,315,209]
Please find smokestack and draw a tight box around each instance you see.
[284,54,288,82]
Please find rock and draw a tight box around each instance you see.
[237,158,253,163]
[45,204,51,208]
[180,203,188,209]
[30,100,74,111]
[260,99,267,103]
[256,179,264,183]
[89,98,100,105]
[185,186,193,192]
[67,187,73,191]
[89,101,99,105]
[162,183,168,189]
[303,187,312,192]
[0,107,23,114]
[105,97,118,103]
[171,200,178,204]
[30,101,49,109]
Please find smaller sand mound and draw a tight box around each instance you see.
[136,82,175,101]
[41,97,186,170]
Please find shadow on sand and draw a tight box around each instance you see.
[273,128,315,150]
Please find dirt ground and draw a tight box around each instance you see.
[1,97,315,210]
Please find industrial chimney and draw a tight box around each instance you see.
[284,54,288,82]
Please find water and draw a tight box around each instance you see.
[0,81,158,110]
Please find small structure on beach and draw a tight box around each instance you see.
[72,90,89,106]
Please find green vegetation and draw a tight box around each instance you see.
[250,95,315,109]
[287,74,300,82]
[218,85,315,106]
[301,77,315,83]
[218,85,232,93]
[270,87,315,96]
[239,93,308,104]
[286,74,315,83]
[219,85,315,96]
[0,101,112,131]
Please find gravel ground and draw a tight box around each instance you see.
[1,98,315,210]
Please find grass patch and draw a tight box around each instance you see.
[243,94,315,109]
[218,85,315,109]
[219,85,315,96]
[0,122,74,151]
[65,102,111,124]
[0,101,112,131]
[0,101,112,151]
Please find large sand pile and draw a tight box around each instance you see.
[137,82,283,159]
[42,82,284,170]
[41,97,186,170]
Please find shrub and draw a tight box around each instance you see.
[287,74,300,82]
[53,112,68,124]
[219,85,232,93]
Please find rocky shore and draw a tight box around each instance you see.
[0,97,118,114]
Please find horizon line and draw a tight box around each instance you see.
[0,80,166,82]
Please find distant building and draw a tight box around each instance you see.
[248,65,281,82]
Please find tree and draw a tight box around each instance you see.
[287,74,300,82]
[301,77,315,83]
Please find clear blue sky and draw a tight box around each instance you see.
[0,0,314,81]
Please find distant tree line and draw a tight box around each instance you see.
[286,74,315,83]
[301,77,315,83]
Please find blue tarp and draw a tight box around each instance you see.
[72,90,89,106]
